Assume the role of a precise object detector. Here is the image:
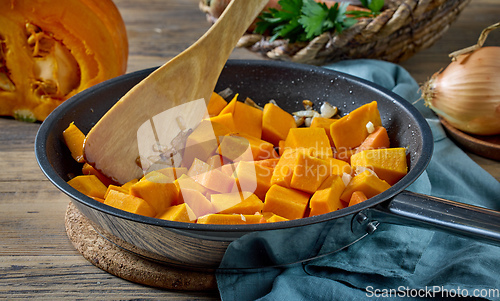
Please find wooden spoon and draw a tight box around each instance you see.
[83,0,269,184]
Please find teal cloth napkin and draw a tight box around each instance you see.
[216,59,500,301]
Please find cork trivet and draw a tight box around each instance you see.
[64,202,217,291]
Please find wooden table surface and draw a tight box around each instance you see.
[1,0,499,299]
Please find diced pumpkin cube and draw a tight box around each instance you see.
[179,188,214,218]
[348,191,368,207]
[324,157,352,176]
[310,117,337,147]
[175,174,209,201]
[82,163,115,187]
[263,184,310,220]
[309,175,346,217]
[130,171,179,214]
[262,212,289,223]
[289,150,330,194]
[209,113,237,132]
[191,168,236,193]
[340,170,391,202]
[218,134,278,162]
[217,134,254,162]
[357,126,390,152]
[211,191,264,215]
[206,154,224,169]
[233,161,273,200]
[271,148,329,194]
[63,122,86,163]
[261,103,296,146]
[157,203,196,222]
[270,148,297,188]
[104,184,129,199]
[330,101,382,149]
[218,95,263,139]
[197,213,263,225]
[104,190,156,217]
[187,158,213,177]
[350,147,408,185]
[207,92,228,116]
[219,94,238,115]
[284,127,333,159]
[68,175,107,199]
[182,119,231,167]
[220,162,239,177]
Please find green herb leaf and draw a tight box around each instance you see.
[360,0,384,12]
[255,0,383,43]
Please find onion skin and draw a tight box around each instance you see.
[423,46,500,136]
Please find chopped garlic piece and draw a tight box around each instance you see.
[366,121,375,134]
[341,172,352,187]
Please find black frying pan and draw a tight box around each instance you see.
[35,60,500,271]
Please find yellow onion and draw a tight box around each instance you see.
[422,23,500,136]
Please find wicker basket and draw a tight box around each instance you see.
[199,0,471,65]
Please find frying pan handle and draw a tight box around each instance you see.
[370,190,500,246]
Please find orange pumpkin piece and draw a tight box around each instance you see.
[278,140,286,156]
[179,188,214,218]
[207,92,228,116]
[348,191,368,207]
[104,190,156,217]
[350,147,408,185]
[324,157,352,176]
[330,101,382,150]
[357,126,390,152]
[218,133,278,162]
[288,150,330,194]
[175,174,209,198]
[156,203,196,222]
[187,158,213,177]
[254,158,280,169]
[82,162,115,187]
[261,212,289,223]
[263,184,310,220]
[220,95,263,139]
[211,191,264,215]
[182,119,231,168]
[219,94,238,115]
[197,213,263,225]
[104,184,129,199]
[340,170,391,203]
[271,148,330,194]
[310,117,337,147]
[261,103,297,146]
[284,127,333,159]
[233,161,273,200]
[0,0,128,122]
[209,113,237,132]
[130,171,179,215]
[191,168,236,194]
[309,175,346,217]
[63,122,86,163]
[67,175,107,199]
[270,148,298,188]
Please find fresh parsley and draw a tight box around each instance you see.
[255,0,383,43]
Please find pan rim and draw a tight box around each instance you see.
[35,59,434,234]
